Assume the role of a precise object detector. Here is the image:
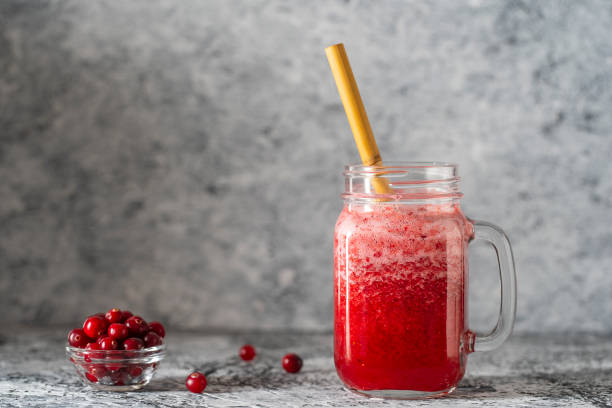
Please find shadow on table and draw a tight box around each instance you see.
[145,369,333,395]
[144,364,612,406]
[145,356,336,394]
[451,369,612,405]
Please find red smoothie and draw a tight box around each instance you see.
[334,202,472,394]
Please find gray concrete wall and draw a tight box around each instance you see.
[1,0,611,332]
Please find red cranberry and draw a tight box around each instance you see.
[108,323,129,341]
[143,331,163,348]
[148,321,165,338]
[239,344,256,361]
[122,337,144,350]
[88,364,108,380]
[83,316,108,339]
[92,312,106,319]
[120,310,133,322]
[282,353,303,373]
[127,365,143,377]
[185,372,207,393]
[125,316,149,337]
[97,336,119,350]
[84,342,103,362]
[68,329,92,348]
[105,308,123,324]
[109,370,126,385]
[85,372,98,383]
[105,356,123,373]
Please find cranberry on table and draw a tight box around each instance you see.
[185,372,207,393]
[282,353,303,373]
[83,316,108,339]
[105,308,123,324]
[68,329,92,348]
[148,321,165,338]
[108,323,129,341]
[122,337,145,350]
[239,344,256,361]
[125,316,149,337]
[97,336,119,350]
[120,310,133,323]
[143,331,163,348]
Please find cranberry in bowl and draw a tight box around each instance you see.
[66,310,167,391]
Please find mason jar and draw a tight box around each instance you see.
[333,162,517,399]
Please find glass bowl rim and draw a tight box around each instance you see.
[66,343,166,356]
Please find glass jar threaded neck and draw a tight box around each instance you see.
[342,162,462,204]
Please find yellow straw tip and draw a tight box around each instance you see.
[325,43,344,53]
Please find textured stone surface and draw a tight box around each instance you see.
[1,328,612,407]
[1,1,612,331]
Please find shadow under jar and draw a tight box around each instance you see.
[333,163,517,399]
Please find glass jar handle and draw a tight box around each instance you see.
[467,220,517,352]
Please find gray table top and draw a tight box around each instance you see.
[1,327,611,407]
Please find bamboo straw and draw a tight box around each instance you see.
[325,43,392,194]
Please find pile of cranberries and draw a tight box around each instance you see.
[67,308,165,386]
[185,344,303,394]
[68,308,165,352]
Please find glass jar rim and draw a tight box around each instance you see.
[342,161,461,202]
[344,161,457,176]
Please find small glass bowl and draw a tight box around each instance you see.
[66,344,166,391]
